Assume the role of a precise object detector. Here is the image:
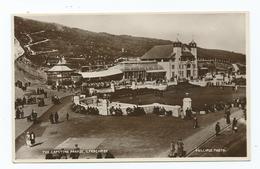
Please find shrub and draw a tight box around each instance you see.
[127,106,146,116]
[153,106,166,116]
[166,110,172,116]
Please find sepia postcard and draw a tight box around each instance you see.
[13,12,249,162]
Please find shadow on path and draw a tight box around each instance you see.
[15,95,72,152]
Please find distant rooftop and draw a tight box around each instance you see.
[46,57,74,72]
[141,43,195,61]
[141,44,175,60]
[47,65,73,72]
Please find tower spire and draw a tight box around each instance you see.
[176,33,180,42]
[191,34,197,43]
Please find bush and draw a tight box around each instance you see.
[153,106,166,116]
[127,106,146,116]
[114,108,123,116]
[166,110,172,116]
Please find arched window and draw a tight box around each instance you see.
[187,64,191,68]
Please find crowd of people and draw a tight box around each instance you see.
[185,108,193,119]
[126,106,146,116]
[15,105,24,119]
[15,96,44,108]
[109,106,123,116]
[15,97,26,109]
[96,151,115,159]
[168,138,185,157]
[15,72,247,159]
[203,96,246,114]
[15,80,31,91]
[27,109,38,123]
[215,116,240,136]
[84,81,112,89]
[49,112,60,124]
[153,106,173,116]
[51,95,61,105]
[167,96,246,158]
[25,131,36,147]
[53,84,77,92]
[35,87,48,98]
[15,97,45,119]
[71,104,99,115]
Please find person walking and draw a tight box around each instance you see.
[49,113,54,124]
[54,112,59,123]
[215,122,221,136]
[232,117,238,133]
[66,112,69,121]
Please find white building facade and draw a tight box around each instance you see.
[141,40,198,81]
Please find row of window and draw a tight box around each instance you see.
[171,64,196,69]
[171,70,197,77]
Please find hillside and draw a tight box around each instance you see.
[197,47,245,63]
[14,16,246,69]
[14,16,172,67]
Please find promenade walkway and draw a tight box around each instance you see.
[15,86,73,139]
[158,108,244,157]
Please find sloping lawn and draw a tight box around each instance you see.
[112,86,246,110]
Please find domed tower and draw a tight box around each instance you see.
[189,39,198,79]
[173,38,182,60]
[189,40,197,59]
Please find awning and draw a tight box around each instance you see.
[79,68,123,79]
[146,70,166,73]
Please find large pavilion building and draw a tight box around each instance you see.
[141,39,198,81]
[78,39,198,83]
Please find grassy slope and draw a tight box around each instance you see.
[112,86,246,110]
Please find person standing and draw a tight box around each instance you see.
[70,144,80,159]
[96,152,103,159]
[54,112,59,123]
[177,138,184,157]
[66,112,69,121]
[215,122,221,136]
[193,117,199,129]
[49,113,54,124]
[22,96,26,105]
[225,106,231,124]
[104,151,115,158]
[168,141,176,157]
[25,131,31,147]
[243,107,247,120]
[30,131,36,145]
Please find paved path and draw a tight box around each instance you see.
[15,95,73,157]
[15,87,73,139]
[158,108,244,157]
